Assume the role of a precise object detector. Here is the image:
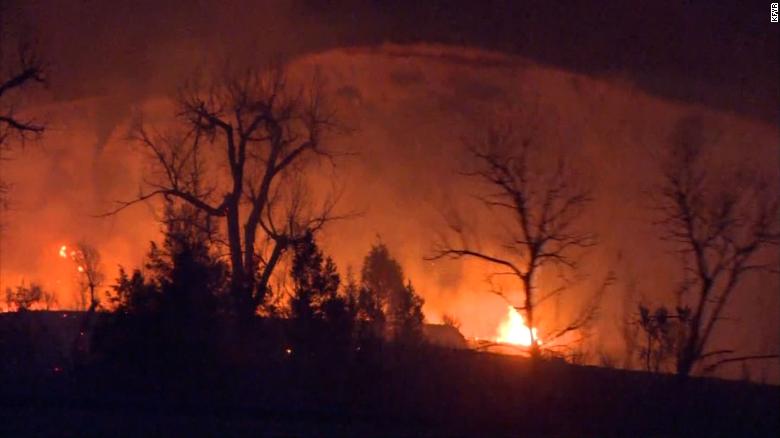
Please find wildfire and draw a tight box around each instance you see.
[495,306,541,347]
[59,245,85,273]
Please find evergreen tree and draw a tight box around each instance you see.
[359,243,425,345]
[146,202,228,320]
[94,201,229,381]
[289,231,355,353]
[290,231,341,322]
[110,268,159,316]
[391,281,425,345]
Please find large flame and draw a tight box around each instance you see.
[495,306,541,347]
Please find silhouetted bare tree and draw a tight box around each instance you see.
[653,117,780,378]
[41,287,57,310]
[441,314,461,331]
[634,305,684,372]
[0,26,45,284]
[618,278,640,370]
[429,121,600,357]
[107,64,346,318]
[72,242,104,312]
[4,281,47,311]
[0,41,44,149]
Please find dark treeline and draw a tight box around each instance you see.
[86,200,427,390]
[0,201,437,434]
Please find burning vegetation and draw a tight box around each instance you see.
[495,306,540,348]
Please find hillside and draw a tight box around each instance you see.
[1,311,778,437]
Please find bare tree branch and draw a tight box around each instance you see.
[104,62,350,318]
[702,354,780,374]
[429,117,599,357]
[651,115,780,377]
[0,42,46,147]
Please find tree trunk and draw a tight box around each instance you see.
[676,335,698,377]
[523,276,540,360]
[226,201,252,318]
[676,351,695,379]
[676,321,699,378]
[254,239,286,308]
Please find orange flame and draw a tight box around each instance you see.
[495,306,541,347]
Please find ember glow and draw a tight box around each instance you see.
[59,245,84,273]
[495,306,541,347]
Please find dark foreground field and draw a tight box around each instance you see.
[2,321,778,438]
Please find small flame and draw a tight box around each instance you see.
[59,244,85,274]
[495,306,541,347]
